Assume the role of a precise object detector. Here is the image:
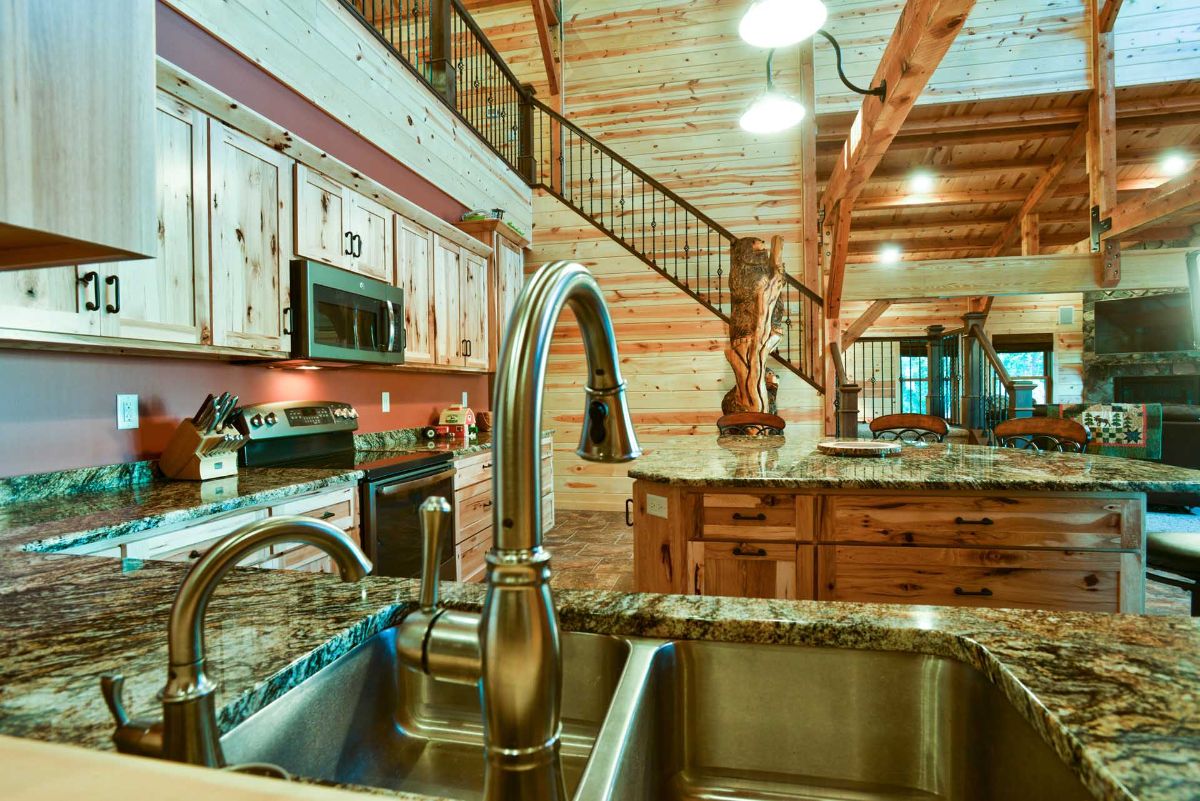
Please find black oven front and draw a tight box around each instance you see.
[361,462,457,578]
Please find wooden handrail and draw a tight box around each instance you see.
[968,324,1014,392]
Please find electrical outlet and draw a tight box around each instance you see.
[647,494,669,519]
[381,391,391,413]
[116,394,139,430]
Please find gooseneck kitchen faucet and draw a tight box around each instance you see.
[396,260,641,800]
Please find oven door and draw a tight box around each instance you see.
[361,465,457,578]
[292,259,405,365]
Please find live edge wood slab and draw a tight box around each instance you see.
[630,435,1200,614]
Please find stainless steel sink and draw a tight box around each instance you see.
[584,640,1093,801]
[221,628,630,799]
[223,630,1094,801]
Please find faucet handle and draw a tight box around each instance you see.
[419,496,453,612]
[100,674,164,758]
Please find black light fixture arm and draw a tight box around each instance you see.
[816,29,887,100]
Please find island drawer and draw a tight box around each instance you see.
[699,493,813,541]
[816,545,1139,613]
[821,494,1142,550]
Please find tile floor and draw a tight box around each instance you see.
[545,509,1193,616]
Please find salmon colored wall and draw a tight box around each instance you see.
[0,4,488,478]
[0,351,489,477]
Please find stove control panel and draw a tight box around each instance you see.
[233,400,359,441]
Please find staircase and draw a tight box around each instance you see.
[340,0,824,392]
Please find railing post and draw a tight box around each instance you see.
[518,83,536,185]
[1010,380,1036,419]
[429,0,456,104]
[837,383,861,439]
[925,324,945,418]
[960,312,987,431]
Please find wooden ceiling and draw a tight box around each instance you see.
[466,0,1200,264]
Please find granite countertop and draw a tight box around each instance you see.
[0,550,1197,801]
[628,433,1200,493]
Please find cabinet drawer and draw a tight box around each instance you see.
[255,543,335,573]
[125,509,267,560]
[454,451,494,490]
[542,493,555,534]
[816,545,1126,613]
[541,438,553,460]
[700,493,804,541]
[688,541,799,600]
[822,494,1141,550]
[269,486,355,519]
[457,526,491,583]
[456,479,494,543]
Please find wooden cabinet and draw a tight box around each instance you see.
[454,218,529,367]
[0,266,106,337]
[688,541,806,600]
[396,217,435,365]
[209,121,293,353]
[295,165,392,281]
[461,251,490,370]
[433,238,464,367]
[0,0,155,270]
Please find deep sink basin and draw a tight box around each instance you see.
[222,628,630,799]
[223,628,1094,801]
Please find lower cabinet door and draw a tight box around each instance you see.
[816,545,1131,613]
[688,541,800,600]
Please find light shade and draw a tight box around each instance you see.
[739,0,829,49]
[740,90,806,134]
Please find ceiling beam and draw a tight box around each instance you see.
[1098,0,1124,32]
[1087,0,1121,286]
[1099,165,1200,243]
[530,0,560,97]
[841,300,895,349]
[820,0,976,319]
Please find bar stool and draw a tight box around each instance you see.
[717,412,786,437]
[993,418,1090,453]
[869,413,948,443]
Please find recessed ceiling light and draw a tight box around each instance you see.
[739,0,829,49]
[880,245,902,264]
[909,171,934,194]
[1162,152,1189,177]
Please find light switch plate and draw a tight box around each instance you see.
[646,493,669,519]
[116,394,139,430]
[381,391,391,413]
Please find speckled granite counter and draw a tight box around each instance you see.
[628,434,1200,493]
[0,550,1198,801]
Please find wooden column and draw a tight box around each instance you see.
[1020,213,1040,256]
[428,0,456,104]
[1011,380,1037,419]
[960,312,988,431]
[837,384,862,439]
[723,236,786,414]
[518,84,536,184]
[926,325,946,418]
[1087,0,1120,286]
[798,41,820,295]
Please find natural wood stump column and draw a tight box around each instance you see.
[723,235,786,414]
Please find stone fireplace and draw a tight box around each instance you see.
[1082,289,1200,403]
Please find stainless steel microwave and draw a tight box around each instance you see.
[287,259,405,366]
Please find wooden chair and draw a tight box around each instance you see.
[869,413,949,443]
[717,412,786,437]
[993,417,1090,453]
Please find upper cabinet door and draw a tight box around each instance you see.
[209,121,293,353]
[295,164,350,269]
[461,251,490,371]
[496,240,525,358]
[433,238,461,367]
[0,265,104,336]
[396,218,435,365]
[104,93,210,344]
[348,194,394,282]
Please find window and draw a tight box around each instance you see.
[899,347,929,414]
[993,334,1053,404]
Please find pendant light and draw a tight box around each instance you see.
[739,0,829,49]
[739,50,806,134]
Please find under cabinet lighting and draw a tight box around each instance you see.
[739,0,829,48]
[879,244,902,264]
[909,171,935,194]
[1162,152,1189,177]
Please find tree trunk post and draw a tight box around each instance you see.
[722,236,786,415]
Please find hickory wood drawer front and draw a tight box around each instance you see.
[822,493,1141,550]
[816,545,1128,613]
[454,451,494,490]
[456,479,494,543]
[125,509,267,560]
[689,541,799,600]
[457,526,491,583]
[700,493,811,541]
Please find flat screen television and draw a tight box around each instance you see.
[1094,292,1196,354]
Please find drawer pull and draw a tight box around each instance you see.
[954,586,994,597]
[732,545,768,557]
[483,462,493,469]
[482,500,494,509]
[732,512,767,521]
[319,511,336,520]
[188,550,203,560]
[625,498,634,527]
[954,516,994,526]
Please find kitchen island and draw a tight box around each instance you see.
[629,435,1200,612]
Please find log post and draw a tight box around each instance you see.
[722,236,786,414]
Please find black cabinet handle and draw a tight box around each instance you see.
[464,338,472,358]
[693,563,701,595]
[732,512,767,521]
[79,271,101,311]
[625,498,634,527]
[282,307,292,336]
[104,275,121,314]
[954,516,994,526]
[732,545,768,557]
[954,586,994,597]
[344,231,354,256]
[188,549,203,559]
[319,511,336,520]
[354,233,364,258]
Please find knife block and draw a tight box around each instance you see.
[159,420,242,481]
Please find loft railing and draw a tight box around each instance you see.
[339,0,824,391]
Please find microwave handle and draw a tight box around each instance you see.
[386,300,397,353]
[376,467,457,496]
